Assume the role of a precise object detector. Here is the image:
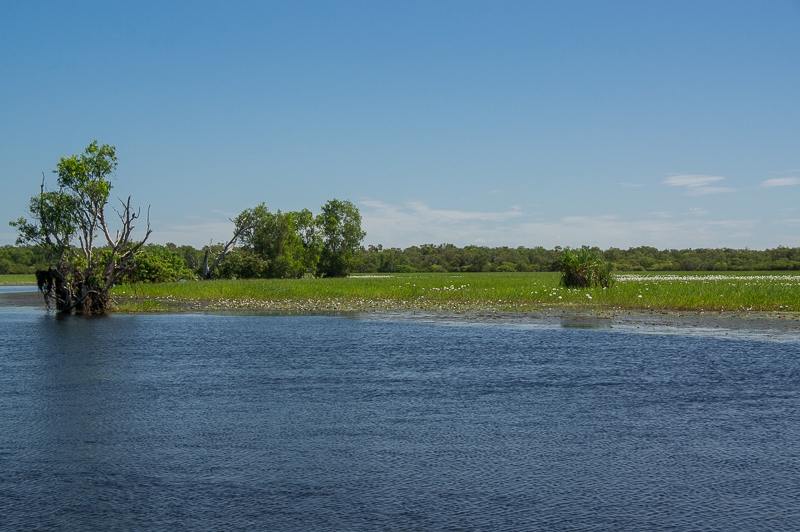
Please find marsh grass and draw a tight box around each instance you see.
[0,274,36,285]
[110,271,800,313]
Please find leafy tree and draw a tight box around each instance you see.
[130,244,196,283]
[167,243,206,273]
[293,208,322,277]
[248,206,305,278]
[212,205,321,279]
[216,249,269,279]
[316,199,366,277]
[9,141,151,313]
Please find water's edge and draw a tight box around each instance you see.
[3,287,799,343]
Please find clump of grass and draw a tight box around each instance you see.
[558,248,614,288]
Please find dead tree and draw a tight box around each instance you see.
[200,212,257,280]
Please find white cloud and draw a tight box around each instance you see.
[360,200,522,224]
[662,174,735,196]
[7,200,791,250]
[359,200,761,249]
[761,177,800,187]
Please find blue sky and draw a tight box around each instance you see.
[2,1,798,249]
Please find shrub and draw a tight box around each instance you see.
[216,249,269,279]
[558,248,615,288]
[131,244,197,283]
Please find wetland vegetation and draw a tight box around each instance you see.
[5,141,798,316]
[108,271,800,314]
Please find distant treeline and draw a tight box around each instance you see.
[352,245,800,273]
[3,244,800,279]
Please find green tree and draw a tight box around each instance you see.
[9,141,151,313]
[130,244,196,283]
[229,205,297,278]
[293,208,322,277]
[251,207,304,278]
[216,249,269,279]
[316,199,366,277]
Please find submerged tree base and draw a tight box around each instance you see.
[36,268,108,314]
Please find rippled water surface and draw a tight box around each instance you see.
[1,300,800,530]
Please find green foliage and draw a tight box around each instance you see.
[11,189,79,262]
[214,199,364,280]
[558,248,615,288]
[225,204,321,279]
[352,245,800,274]
[8,141,150,313]
[294,208,322,276]
[496,262,518,272]
[247,206,306,278]
[354,244,560,273]
[166,243,205,272]
[6,240,800,284]
[316,199,366,277]
[11,141,118,261]
[130,244,196,283]
[0,245,49,274]
[217,249,269,279]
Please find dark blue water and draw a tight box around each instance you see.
[1,302,800,530]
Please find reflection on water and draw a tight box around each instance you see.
[0,285,38,293]
[1,311,799,530]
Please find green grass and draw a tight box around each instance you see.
[0,274,36,285]
[110,271,800,313]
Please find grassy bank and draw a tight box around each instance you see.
[0,274,36,285]
[112,272,800,313]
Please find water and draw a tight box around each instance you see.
[2,292,800,530]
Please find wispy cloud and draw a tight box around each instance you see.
[761,177,800,187]
[773,218,800,226]
[663,174,735,196]
[360,200,523,224]
[129,201,792,250]
[359,200,761,249]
